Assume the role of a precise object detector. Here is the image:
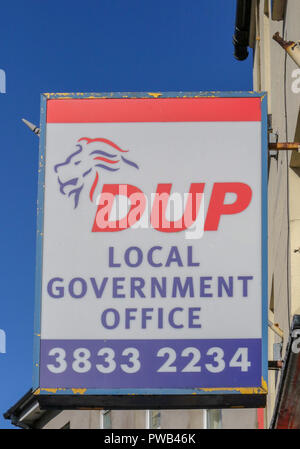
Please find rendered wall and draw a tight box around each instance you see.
[251,0,300,428]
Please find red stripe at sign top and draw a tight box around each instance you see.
[46,97,261,123]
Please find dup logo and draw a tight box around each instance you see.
[53,136,253,239]
[54,137,139,209]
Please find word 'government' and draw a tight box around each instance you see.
[47,245,254,300]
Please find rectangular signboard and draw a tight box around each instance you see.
[33,92,268,409]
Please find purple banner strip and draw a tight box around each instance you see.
[40,339,261,389]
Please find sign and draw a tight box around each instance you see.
[33,92,268,408]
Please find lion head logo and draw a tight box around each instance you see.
[54,137,139,208]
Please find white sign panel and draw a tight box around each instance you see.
[34,93,267,400]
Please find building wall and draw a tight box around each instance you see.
[34,407,257,429]
[251,0,300,428]
[37,410,100,429]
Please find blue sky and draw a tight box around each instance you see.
[0,0,252,429]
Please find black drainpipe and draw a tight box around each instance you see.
[233,0,252,60]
